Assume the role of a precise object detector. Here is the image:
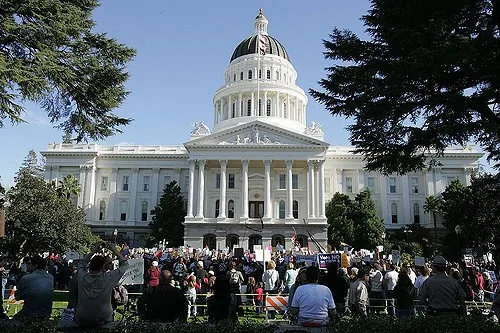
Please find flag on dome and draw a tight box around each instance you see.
[258,34,267,55]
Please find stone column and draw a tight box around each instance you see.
[196,160,205,218]
[402,175,410,224]
[151,168,160,207]
[219,160,228,218]
[380,175,388,224]
[264,160,272,218]
[78,165,88,208]
[241,160,249,218]
[109,168,118,221]
[238,92,242,117]
[286,160,294,218]
[130,168,139,221]
[251,91,255,116]
[264,91,268,115]
[308,160,316,218]
[228,95,232,119]
[187,160,196,217]
[318,160,326,218]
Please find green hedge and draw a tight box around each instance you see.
[1,315,499,333]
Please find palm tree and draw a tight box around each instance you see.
[423,195,443,242]
[57,175,81,200]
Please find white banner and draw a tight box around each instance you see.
[119,258,144,285]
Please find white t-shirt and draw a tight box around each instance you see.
[384,270,399,291]
[291,283,335,326]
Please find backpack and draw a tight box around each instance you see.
[229,270,240,284]
[112,285,129,306]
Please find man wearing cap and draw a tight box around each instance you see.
[419,256,466,316]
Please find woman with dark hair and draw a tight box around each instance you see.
[206,275,238,322]
[393,271,416,317]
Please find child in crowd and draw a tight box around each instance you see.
[255,282,264,315]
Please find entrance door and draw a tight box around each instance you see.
[249,201,264,218]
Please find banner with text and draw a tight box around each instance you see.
[317,253,341,269]
[119,258,144,285]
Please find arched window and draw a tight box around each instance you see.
[226,234,239,249]
[240,71,243,80]
[391,203,398,224]
[232,103,236,118]
[279,200,286,219]
[276,71,279,80]
[259,69,261,79]
[120,200,127,221]
[283,103,287,118]
[296,235,308,248]
[99,200,106,221]
[272,234,285,247]
[293,200,299,219]
[215,199,220,218]
[141,201,148,221]
[266,69,271,79]
[203,234,217,250]
[284,73,287,82]
[266,99,271,116]
[233,73,236,82]
[247,99,252,116]
[240,100,244,116]
[248,70,253,80]
[228,200,235,218]
[413,203,420,224]
[258,99,262,116]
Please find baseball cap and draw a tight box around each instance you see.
[432,256,446,266]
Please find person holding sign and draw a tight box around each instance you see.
[75,242,128,328]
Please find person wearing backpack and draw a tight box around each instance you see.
[227,261,244,315]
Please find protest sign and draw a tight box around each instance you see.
[490,271,497,283]
[392,250,400,264]
[317,253,341,269]
[119,258,144,285]
[414,256,425,266]
[295,255,317,266]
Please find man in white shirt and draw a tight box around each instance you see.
[291,266,336,327]
[369,263,384,314]
[383,264,399,316]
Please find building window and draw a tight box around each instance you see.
[325,177,331,193]
[141,201,148,221]
[228,200,235,218]
[101,176,108,191]
[413,203,420,224]
[122,176,129,191]
[228,173,235,189]
[240,100,244,116]
[258,99,262,116]
[143,176,150,191]
[391,203,398,224]
[284,73,287,82]
[215,173,221,189]
[164,175,172,188]
[266,69,271,79]
[279,174,286,189]
[346,177,353,193]
[247,99,252,116]
[279,200,286,219]
[120,200,127,221]
[215,199,220,218]
[248,70,253,80]
[292,174,299,189]
[233,73,236,82]
[232,103,236,118]
[389,177,397,194]
[240,71,243,80]
[259,69,261,79]
[411,177,419,194]
[99,200,106,221]
[293,200,299,219]
[283,103,287,118]
[367,177,375,193]
[276,71,279,80]
[266,99,271,116]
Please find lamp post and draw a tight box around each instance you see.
[454,224,462,262]
[382,232,386,252]
[113,229,118,245]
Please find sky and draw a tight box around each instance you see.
[0,0,492,186]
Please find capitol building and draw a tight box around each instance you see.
[41,11,482,250]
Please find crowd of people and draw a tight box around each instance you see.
[1,244,499,328]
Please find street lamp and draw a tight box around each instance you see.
[403,227,413,252]
[113,229,118,245]
[382,232,386,252]
[455,224,462,262]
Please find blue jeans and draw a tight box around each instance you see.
[1,277,6,301]
[396,308,416,317]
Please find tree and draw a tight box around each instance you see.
[56,174,81,201]
[351,189,385,250]
[0,1,136,141]
[325,192,355,247]
[148,181,186,247]
[311,0,500,174]
[1,169,97,255]
[19,150,44,179]
[423,195,443,242]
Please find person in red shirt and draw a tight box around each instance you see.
[472,267,485,301]
[254,282,264,314]
[146,261,161,288]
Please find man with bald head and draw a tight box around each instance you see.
[137,270,188,322]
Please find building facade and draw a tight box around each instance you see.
[41,11,482,250]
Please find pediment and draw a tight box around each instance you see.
[184,121,328,148]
